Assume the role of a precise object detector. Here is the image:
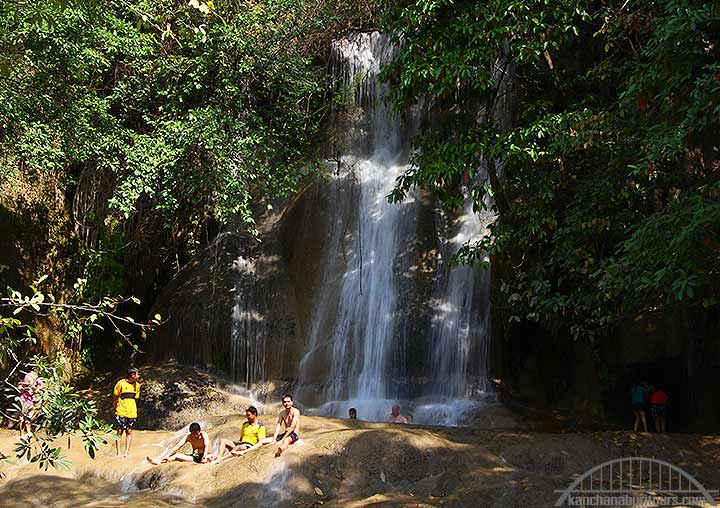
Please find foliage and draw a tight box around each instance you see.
[6,357,115,470]
[0,0,380,370]
[0,276,156,470]
[383,0,720,338]
[0,0,328,233]
[0,0,380,291]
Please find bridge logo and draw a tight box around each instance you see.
[555,457,718,507]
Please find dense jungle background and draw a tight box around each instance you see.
[1,0,719,449]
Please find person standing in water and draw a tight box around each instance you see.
[387,404,409,424]
[274,394,300,457]
[113,367,140,457]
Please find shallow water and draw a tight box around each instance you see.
[3,474,200,508]
[305,395,497,426]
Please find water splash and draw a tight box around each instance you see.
[260,462,293,508]
[306,397,488,427]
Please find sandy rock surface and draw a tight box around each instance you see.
[86,362,266,431]
[2,363,719,507]
[2,415,720,508]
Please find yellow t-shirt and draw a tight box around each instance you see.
[113,379,140,418]
[239,421,266,445]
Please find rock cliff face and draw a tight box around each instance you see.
[495,308,720,433]
[147,196,304,393]
[147,172,442,402]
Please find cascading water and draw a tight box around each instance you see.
[294,32,494,425]
[296,32,417,406]
[428,190,493,400]
[230,255,266,386]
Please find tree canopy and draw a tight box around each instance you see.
[382,0,720,339]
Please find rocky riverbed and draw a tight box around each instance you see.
[2,364,719,507]
[2,414,720,508]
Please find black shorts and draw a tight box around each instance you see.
[115,415,136,430]
[192,452,204,463]
[233,441,253,449]
[275,432,299,444]
[651,404,666,418]
[632,403,646,411]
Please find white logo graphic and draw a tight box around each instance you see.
[555,457,718,507]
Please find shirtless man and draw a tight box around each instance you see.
[274,394,300,457]
[387,404,409,424]
[146,422,215,465]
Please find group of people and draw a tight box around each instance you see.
[111,367,422,465]
[112,367,424,462]
[630,381,669,433]
[144,395,301,465]
[111,368,301,462]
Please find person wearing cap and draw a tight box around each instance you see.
[113,367,140,457]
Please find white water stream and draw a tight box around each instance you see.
[294,32,495,425]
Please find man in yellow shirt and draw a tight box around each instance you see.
[112,367,140,457]
[215,406,272,462]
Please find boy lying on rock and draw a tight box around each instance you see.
[147,422,216,465]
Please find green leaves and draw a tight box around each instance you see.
[0,0,334,244]
[382,0,720,339]
[5,355,108,471]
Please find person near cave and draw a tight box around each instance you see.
[274,394,301,457]
[650,387,669,433]
[147,422,215,465]
[348,407,357,419]
[113,367,140,457]
[215,406,272,462]
[630,381,650,433]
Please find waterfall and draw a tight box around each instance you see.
[428,189,494,399]
[230,255,266,386]
[296,32,417,404]
[292,31,494,425]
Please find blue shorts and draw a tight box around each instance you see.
[115,415,136,430]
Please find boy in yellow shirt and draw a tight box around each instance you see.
[113,367,140,457]
[215,406,272,462]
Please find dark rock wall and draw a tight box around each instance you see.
[495,308,720,432]
[146,174,442,401]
